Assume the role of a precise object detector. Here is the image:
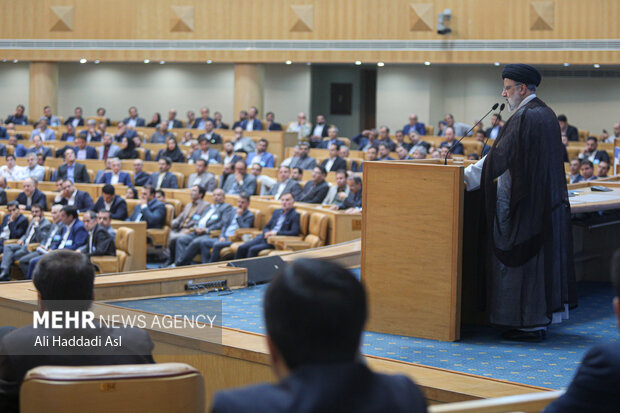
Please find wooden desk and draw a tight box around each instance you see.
[567,182,620,213]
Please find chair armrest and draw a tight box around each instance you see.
[232,228,262,241]
[4,239,19,245]
[28,243,40,251]
[276,240,312,251]
[209,230,221,237]
[90,256,120,274]
[267,235,303,245]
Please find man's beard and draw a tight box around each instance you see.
[507,93,522,111]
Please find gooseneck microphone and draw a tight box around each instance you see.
[481,103,505,158]
[444,103,499,165]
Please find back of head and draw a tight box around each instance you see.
[264,258,366,370]
[33,250,95,311]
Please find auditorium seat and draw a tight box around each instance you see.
[166,198,183,217]
[20,363,205,413]
[216,207,266,261]
[90,226,135,273]
[147,203,174,250]
[578,129,589,142]
[427,390,562,413]
[269,212,328,254]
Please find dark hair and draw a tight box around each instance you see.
[126,187,138,199]
[102,184,115,195]
[239,192,251,202]
[61,205,78,220]
[33,250,95,311]
[329,142,340,151]
[197,135,208,144]
[586,136,598,143]
[348,176,362,185]
[143,184,156,196]
[468,153,481,160]
[5,154,15,161]
[264,259,366,370]
[194,184,207,198]
[161,156,172,166]
[258,138,268,146]
[155,189,165,198]
[31,203,42,212]
[367,146,377,153]
[38,153,47,161]
[292,166,303,174]
[195,158,207,167]
[85,210,97,220]
[97,107,106,115]
[335,169,347,176]
[476,130,486,137]
[315,165,327,175]
[266,111,274,117]
[7,200,19,209]
[252,163,263,172]
[581,160,594,168]
[557,114,568,122]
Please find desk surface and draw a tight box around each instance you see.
[568,182,620,213]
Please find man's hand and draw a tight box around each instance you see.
[195,227,206,235]
[236,208,243,216]
[330,205,339,211]
[337,192,347,201]
[32,216,41,224]
[18,205,26,211]
[17,240,24,246]
[264,230,277,238]
[218,237,226,242]
[235,172,244,184]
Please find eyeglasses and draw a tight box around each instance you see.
[502,83,523,92]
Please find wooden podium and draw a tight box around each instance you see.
[361,161,464,341]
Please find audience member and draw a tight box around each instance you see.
[318,126,345,150]
[376,126,396,152]
[146,112,161,128]
[332,176,363,212]
[156,137,185,163]
[402,113,426,136]
[5,136,26,158]
[29,118,55,141]
[98,133,120,161]
[125,186,139,200]
[231,126,257,154]
[396,145,412,160]
[94,184,128,221]
[358,146,378,172]
[291,166,303,182]
[485,113,503,139]
[322,170,349,205]
[80,210,116,257]
[246,138,275,167]
[355,129,378,151]
[19,153,45,182]
[289,142,316,170]
[0,155,23,182]
[55,148,90,183]
[190,135,222,164]
[0,177,7,206]
[265,112,282,131]
[4,104,28,125]
[598,161,610,178]
[96,158,132,186]
[133,159,151,187]
[411,148,427,160]
[117,136,138,160]
[80,119,101,142]
[578,136,610,164]
[150,122,173,143]
[213,111,228,129]
[580,160,597,181]
[60,124,77,141]
[73,134,98,160]
[298,166,329,204]
[187,159,217,191]
[310,114,329,147]
[0,249,154,412]
[114,122,138,142]
[241,106,262,131]
[287,112,312,139]
[280,146,299,167]
[186,110,196,128]
[439,127,464,155]
[133,136,152,161]
[96,108,111,126]
[192,107,214,130]
[39,105,61,127]
[393,130,408,150]
[123,106,145,127]
[251,164,276,195]
[222,141,242,165]
[149,157,179,189]
[0,201,28,254]
[26,135,53,158]
[154,189,166,204]
[377,143,394,161]
[55,179,94,212]
[16,178,46,211]
[269,166,302,200]
[165,109,183,129]
[474,130,491,156]
[97,210,116,240]
[200,120,222,144]
[127,185,166,228]
[235,192,299,259]
[439,114,471,137]
[321,143,347,172]
[0,204,49,281]
[223,160,257,195]
[569,159,584,184]
[36,153,46,167]
[604,122,620,143]
[219,163,234,189]
[558,114,579,142]
[232,110,247,129]
[173,189,233,266]
[211,258,427,413]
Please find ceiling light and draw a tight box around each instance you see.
[493,62,500,66]
[144,59,150,64]
[593,64,600,68]
[424,61,431,66]
[79,58,87,64]
[355,61,362,65]
[206,60,212,64]
[285,60,292,65]
[563,62,570,67]
[2,59,6,62]
[12,59,18,63]
[306,62,312,66]
[377,62,384,67]
[94,60,100,64]
[159,61,165,64]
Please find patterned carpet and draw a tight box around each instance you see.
[111,269,617,390]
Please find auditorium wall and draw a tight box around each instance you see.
[0,64,30,119]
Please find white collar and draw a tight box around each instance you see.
[517,93,537,110]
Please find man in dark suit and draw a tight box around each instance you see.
[222,160,256,195]
[578,136,610,164]
[54,179,94,212]
[558,114,579,142]
[123,106,146,128]
[6,136,26,158]
[298,166,330,204]
[149,157,179,189]
[0,249,154,412]
[73,135,98,160]
[544,251,620,413]
[127,185,166,229]
[96,158,132,186]
[438,127,464,155]
[55,149,90,183]
[211,259,427,413]
[80,210,116,257]
[484,113,503,140]
[4,104,28,125]
[402,113,426,136]
[16,177,47,211]
[264,111,282,131]
[94,184,128,221]
[0,204,50,281]
[26,135,53,158]
[320,143,347,172]
[202,193,255,263]
[213,111,229,129]
[60,124,77,141]
[26,206,88,278]
[235,192,300,258]
[64,106,84,127]
[268,166,302,201]
[240,107,262,131]
[165,109,183,129]
[0,201,29,254]
[133,159,151,187]
[192,107,215,130]
[317,126,345,149]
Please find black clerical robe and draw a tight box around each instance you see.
[477,96,576,328]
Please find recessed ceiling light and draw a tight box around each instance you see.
[563,62,570,67]
[79,58,87,64]
[12,59,18,63]
[306,62,312,66]
[355,61,362,65]
[285,60,292,65]
[159,61,165,64]
[593,64,600,68]
[94,60,100,64]
[144,59,150,64]
[206,60,212,64]
[2,59,6,62]
[493,62,500,66]
[424,61,431,66]
[377,62,385,67]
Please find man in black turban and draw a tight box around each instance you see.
[463,64,576,342]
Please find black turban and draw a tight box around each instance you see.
[501,64,542,86]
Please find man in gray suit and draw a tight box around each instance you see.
[231,126,256,154]
[186,159,217,192]
[0,204,51,281]
[268,165,302,200]
[165,185,210,266]
[149,157,179,189]
[289,142,317,170]
[150,122,173,143]
[172,189,233,267]
[97,133,120,161]
[223,160,256,195]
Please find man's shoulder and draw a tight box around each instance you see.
[212,382,288,413]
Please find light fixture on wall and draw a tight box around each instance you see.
[206,60,213,64]
[593,64,600,68]
[563,62,570,67]
[377,62,385,67]
[424,61,431,66]
[355,61,362,65]
[12,59,19,63]
[493,62,500,66]
[144,59,150,64]
[159,61,165,64]
[94,60,101,64]
[437,9,452,35]
[79,58,87,64]
[285,60,292,65]
[306,62,312,66]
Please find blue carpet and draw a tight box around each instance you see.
[111,269,617,390]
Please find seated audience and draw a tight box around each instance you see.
[223,160,257,195]
[94,158,111,184]
[0,204,49,281]
[146,112,161,128]
[339,146,359,171]
[569,159,584,184]
[231,126,257,154]
[123,106,146,127]
[129,160,148,188]
[393,130,408,150]
[358,147,378,172]
[235,192,299,259]
[219,163,234,189]
[200,120,222,144]
[36,153,46,167]
[73,135,98,160]
[598,161,610,178]
[484,113,503,139]
[377,143,394,161]
[332,175,363,212]
[376,126,396,152]
[287,112,312,140]
[291,166,303,182]
[606,122,620,143]
[133,136,152,161]
[187,159,217,191]
[439,127,464,155]
[213,111,228,130]
[0,177,7,205]
[280,146,299,167]
[125,186,138,200]
[241,106,262,131]
[165,185,209,266]
[246,138,275,168]
[149,157,179,189]
[79,210,116,257]
[189,135,222,164]
[156,137,185,163]
[192,107,214,130]
[251,164,276,195]
[127,185,166,228]
[211,258,427,413]
[16,178,47,211]
[97,210,116,240]
[309,114,329,148]
[232,110,247,129]
[580,160,597,181]
[323,170,349,205]
[80,119,101,142]
[354,128,378,151]
[0,125,5,139]
[4,104,28,125]
[222,141,242,165]
[114,122,138,142]
[60,124,77,141]
[0,201,28,254]
[172,188,233,267]
[439,113,471,137]
[411,148,427,159]
[55,148,90,183]
[321,143,347,172]
[578,136,610,164]
[544,251,620,413]
[117,135,139,160]
[94,184,128,221]
[155,189,166,204]
[64,106,84,127]
[0,155,23,182]
[19,153,45,182]
[269,166,302,200]
[165,108,183,129]
[558,114,579,142]
[403,113,426,136]
[26,135,53,158]
[202,193,254,263]
[96,158,132,186]
[298,166,329,204]
[474,130,491,156]
[289,143,316,170]
[29,118,55,141]
[467,153,480,161]
[54,179,94,212]
[98,133,120,161]
[150,122,173,143]
[396,145,412,160]
[6,136,26,158]
[264,112,282,131]
[0,249,154,412]
[185,110,195,129]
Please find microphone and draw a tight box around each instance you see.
[480,103,505,158]
[444,103,499,165]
